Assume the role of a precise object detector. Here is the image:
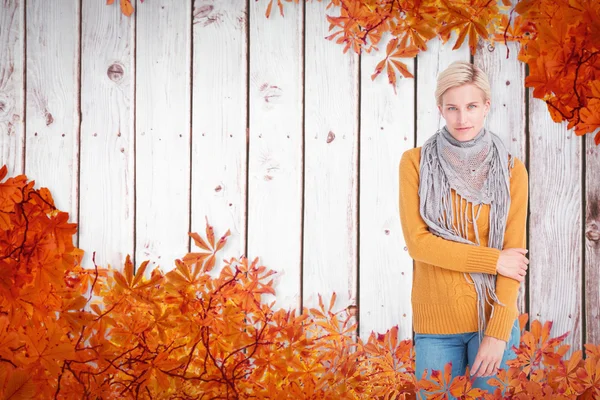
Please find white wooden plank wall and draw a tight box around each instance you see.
[585,132,600,344]
[135,0,192,269]
[359,40,415,340]
[0,0,24,178]
[1,1,599,351]
[25,0,80,224]
[79,0,135,270]
[529,95,582,354]
[191,0,248,272]
[303,1,358,317]
[248,1,303,310]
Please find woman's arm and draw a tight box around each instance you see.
[398,149,500,274]
[484,158,529,341]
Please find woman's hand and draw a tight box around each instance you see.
[470,336,507,377]
[496,248,529,282]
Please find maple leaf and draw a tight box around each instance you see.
[22,323,75,376]
[576,98,600,141]
[2,369,35,400]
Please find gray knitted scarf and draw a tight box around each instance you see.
[419,125,514,341]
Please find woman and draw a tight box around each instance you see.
[398,61,529,398]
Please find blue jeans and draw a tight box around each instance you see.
[414,319,520,399]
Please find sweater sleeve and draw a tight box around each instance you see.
[484,158,529,341]
[398,149,500,274]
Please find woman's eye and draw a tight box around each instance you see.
[468,104,477,109]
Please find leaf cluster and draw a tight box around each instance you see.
[1,166,599,399]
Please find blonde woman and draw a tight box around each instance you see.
[398,61,529,398]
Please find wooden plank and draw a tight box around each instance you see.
[247,1,303,311]
[190,0,247,272]
[474,42,526,165]
[474,40,527,316]
[25,0,80,222]
[79,0,135,271]
[529,96,582,354]
[359,45,415,340]
[136,0,191,269]
[585,131,600,344]
[0,0,24,177]
[303,1,358,318]
[416,35,469,146]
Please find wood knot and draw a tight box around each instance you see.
[346,305,358,317]
[0,93,11,120]
[326,131,335,143]
[107,63,124,82]
[194,5,213,19]
[45,110,54,126]
[586,223,600,242]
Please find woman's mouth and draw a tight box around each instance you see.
[456,127,472,131]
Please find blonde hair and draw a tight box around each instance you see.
[435,61,491,106]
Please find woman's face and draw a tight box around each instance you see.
[438,83,490,142]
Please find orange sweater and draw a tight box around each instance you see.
[398,147,528,342]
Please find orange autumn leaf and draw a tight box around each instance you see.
[119,0,134,17]
[578,356,600,399]
[2,369,35,400]
[448,373,487,399]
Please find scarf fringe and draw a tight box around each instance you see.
[419,126,513,342]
